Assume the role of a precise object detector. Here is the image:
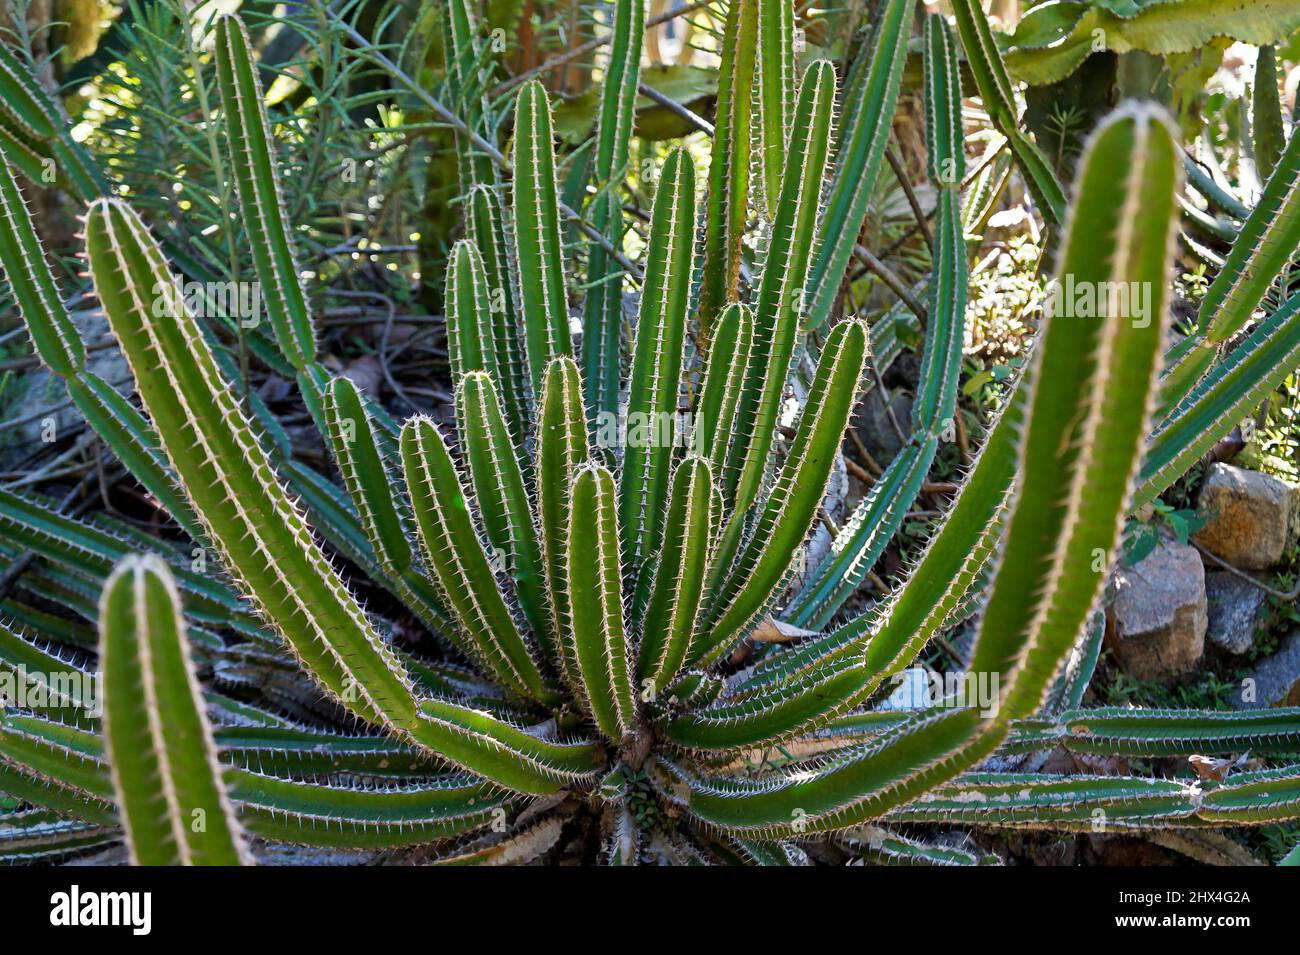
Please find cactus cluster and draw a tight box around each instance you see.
[0,1,1298,865]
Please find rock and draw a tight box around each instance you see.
[1231,632,1300,709]
[854,388,913,465]
[793,451,847,593]
[1204,572,1267,655]
[1105,540,1206,683]
[1194,463,1299,570]
[0,309,130,468]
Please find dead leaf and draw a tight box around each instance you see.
[749,618,820,644]
[1188,752,1250,781]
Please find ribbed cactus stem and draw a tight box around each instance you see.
[100,555,250,865]
[86,197,418,732]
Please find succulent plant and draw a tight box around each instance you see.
[0,3,1298,866]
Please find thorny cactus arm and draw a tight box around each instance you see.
[456,371,553,657]
[323,376,415,580]
[99,555,249,865]
[619,146,696,597]
[0,158,203,538]
[445,239,499,388]
[636,457,718,697]
[581,0,643,420]
[716,59,837,544]
[755,0,795,220]
[440,0,498,192]
[465,185,531,441]
[785,14,969,629]
[4,0,1300,863]
[0,619,95,713]
[565,463,638,743]
[1161,123,1300,408]
[689,302,753,478]
[804,0,916,332]
[0,709,520,850]
[887,769,1300,829]
[694,317,871,670]
[1139,287,1300,506]
[1253,45,1286,183]
[947,0,1068,226]
[86,197,421,730]
[535,356,590,696]
[214,14,316,370]
[673,104,1180,836]
[697,0,758,334]
[512,81,572,393]
[0,43,103,200]
[320,375,453,640]
[399,415,552,706]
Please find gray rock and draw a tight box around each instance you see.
[1231,632,1300,709]
[1105,540,1206,683]
[855,388,913,465]
[1204,571,1267,655]
[0,309,129,468]
[1194,463,1299,570]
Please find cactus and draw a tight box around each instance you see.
[804,0,917,332]
[948,0,1068,226]
[99,555,249,865]
[785,15,967,629]
[581,0,644,420]
[0,43,104,201]
[0,8,1299,866]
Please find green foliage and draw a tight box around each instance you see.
[1002,0,1300,87]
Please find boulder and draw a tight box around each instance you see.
[0,309,129,468]
[1231,632,1300,709]
[1204,571,1267,655]
[1105,540,1206,683]
[854,388,913,466]
[1194,463,1299,570]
